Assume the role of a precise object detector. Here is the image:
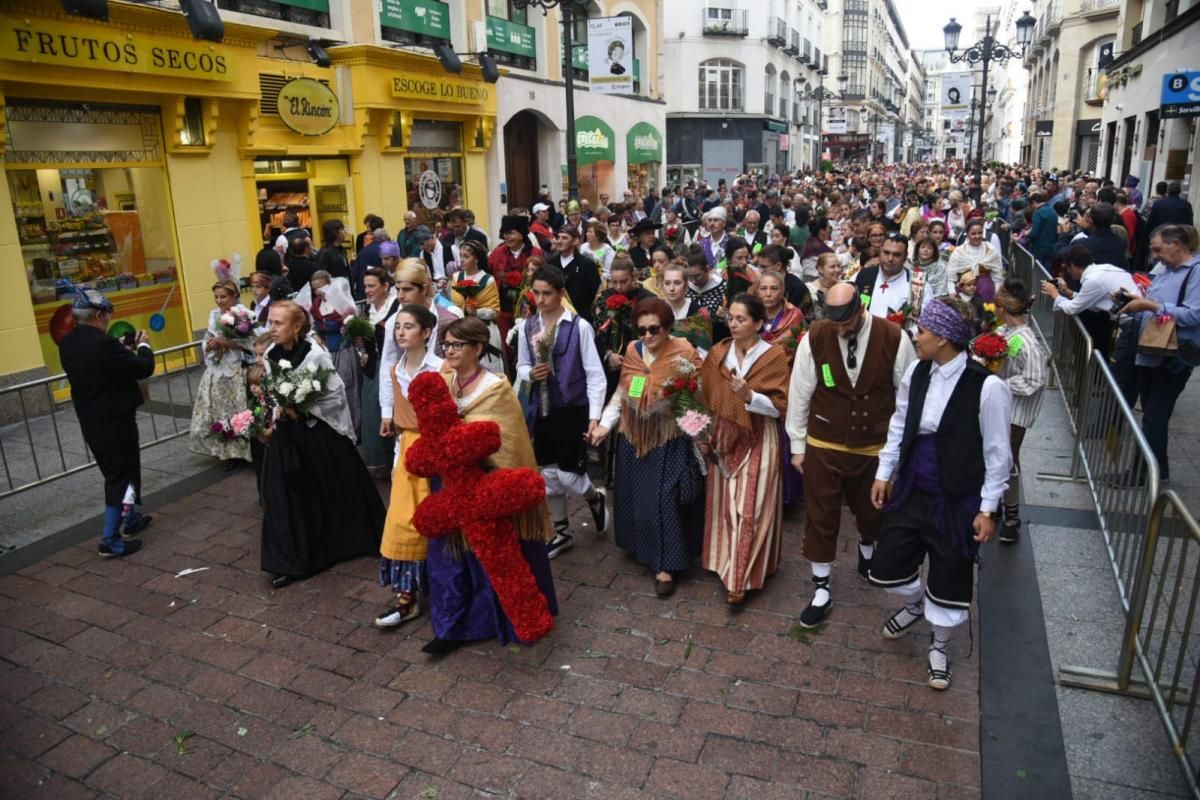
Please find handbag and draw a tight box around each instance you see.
[1138,267,1200,366]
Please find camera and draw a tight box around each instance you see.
[122,332,136,347]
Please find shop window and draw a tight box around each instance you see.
[217,0,330,29]
[180,98,206,147]
[405,120,464,228]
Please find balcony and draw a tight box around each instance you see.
[813,46,821,67]
[703,8,749,37]
[786,30,800,55]
[799,38,811,63]
[768,17,787,46]
[1083,67,1107,106]
[1080,0,1120,12]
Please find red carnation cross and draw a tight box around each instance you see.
[404,372,554,642]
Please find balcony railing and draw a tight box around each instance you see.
[787,30,800,54]
[801,38,811,63]
[768,17,787,46]
[1080,0,1120,12]
[702,8,750,37]
[814,46,821,67]
[1083,67,1107,105]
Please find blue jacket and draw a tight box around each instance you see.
[1028,204,1059,263]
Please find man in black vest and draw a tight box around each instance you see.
[546,225,601,324]
[59,290,156,558]
[869,296,1012,691]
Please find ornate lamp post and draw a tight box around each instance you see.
[802,72,848,172]
[943,10,1035,201]
[514,0,592,200]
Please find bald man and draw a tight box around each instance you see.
[785,283,916,628]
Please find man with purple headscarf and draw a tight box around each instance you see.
[867,296,1012,691]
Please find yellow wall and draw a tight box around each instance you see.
[0,172,42,375]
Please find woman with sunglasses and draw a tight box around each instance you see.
[422,317,557,654]
[588,299,706,597]
[698,293,790,605]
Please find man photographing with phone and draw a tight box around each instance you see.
[59,289,156,558]
[1040,244,1139,361]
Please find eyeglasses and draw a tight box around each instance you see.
[442,341,473,352]
[636,325,663,337]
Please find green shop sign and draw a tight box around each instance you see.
[627,122,662,164]
[487,16,536,58]
[275,0,329,11]
[381,0,450,39]
[575,116,615,164]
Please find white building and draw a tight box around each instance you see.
[661,0,827,184]
[1098,0,1200,210]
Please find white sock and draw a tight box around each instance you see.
[859,542,875,559]
[811,563,831,606]
[547,494,568,528]
[930,625,953,671]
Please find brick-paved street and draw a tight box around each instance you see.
[0,472,981,799]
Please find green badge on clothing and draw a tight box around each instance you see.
[752,242,763,254]
[1008,334,1024,357]
[628,376,646,399]
[822,363,835,387]
[861,293,872,308]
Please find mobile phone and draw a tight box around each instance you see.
[122,332,135,347]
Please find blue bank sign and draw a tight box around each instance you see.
[1161,71,1200,119]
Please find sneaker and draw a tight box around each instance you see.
[547,532,575,560]
[798,576,832,629]
[98,538,142,558]
[375,599,421,628]
[882,602,924,640]
[928,636,952,691]
[998,520,1020,545]
[121,513,152,538]
[587,490,608,533]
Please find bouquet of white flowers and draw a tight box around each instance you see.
[263,359,336,417]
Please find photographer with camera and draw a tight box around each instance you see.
[1041,245,1139,361]
[59,290,156,558]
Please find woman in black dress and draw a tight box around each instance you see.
[260,301,384,588]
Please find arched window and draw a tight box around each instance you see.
[779,70,791,118]
[764,63,777,115]
[699,59,744,111]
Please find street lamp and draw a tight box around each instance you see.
[802,72,848,172]
[513,0,591,200]
[943,10,1035,202]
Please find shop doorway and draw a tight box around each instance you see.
[254,157,354,255]
[504,111,541,210]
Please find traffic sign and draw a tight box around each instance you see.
[1161,71,1200,119]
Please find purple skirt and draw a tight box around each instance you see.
[426,536,558,646]
[778,419,805,506]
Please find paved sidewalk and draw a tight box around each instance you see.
[0,472,982,799]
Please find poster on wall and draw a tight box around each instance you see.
[825,106,848,135]
[587,16,633,95]
[941,72,972,112]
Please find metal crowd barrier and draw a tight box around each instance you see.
[0,340,206,499]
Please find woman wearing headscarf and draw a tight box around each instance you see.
[699,293,790,605]
[587,299,705,596]
[948,218,1004,301]
[259,301,385,588]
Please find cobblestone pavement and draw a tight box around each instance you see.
[0,472,981,799]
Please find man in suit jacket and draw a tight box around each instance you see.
[1147,182,1195,231]
[440,207,488,263]
[546,225,601,323]
[58,290,156,558]
[416,226,454,282]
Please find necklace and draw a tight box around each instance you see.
[455,367,485,398]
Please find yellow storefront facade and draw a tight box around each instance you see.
[0,2,495,385]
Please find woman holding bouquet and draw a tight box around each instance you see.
[448,240,505,374]
[588,299,705,596]
[422,317,557,654]
[259,301,384,589]
[189,278,252,469]
[360,267,400,472]
[699,293,790,605]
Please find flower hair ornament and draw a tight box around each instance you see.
[404,372,554,642]
[210,254,243,283]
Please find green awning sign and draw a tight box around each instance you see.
[575,115,615,164]
[487,16,535,58]
[627,122,662,164]
[381,0,450,39]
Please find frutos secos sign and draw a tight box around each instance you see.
[277,78,340,137]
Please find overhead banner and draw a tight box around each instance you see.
[941,72,972,112]
[587,15,632,94]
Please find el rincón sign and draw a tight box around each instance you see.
[277,78,339,136]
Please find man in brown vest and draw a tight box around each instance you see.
[786,283,916,628]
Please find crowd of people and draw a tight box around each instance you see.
[63,157,1198,692]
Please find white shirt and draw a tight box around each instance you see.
[868,268,910,318]
[454,369,502,410]
[875,353,1013,514]
[378,299,462,417]
[379,347,445,421]
[1053,262,1139,315]
[514,307,607,420]
[786,313,916,454]
[425,246,449,280]
[725,339,780,419]
[367,289,398,325]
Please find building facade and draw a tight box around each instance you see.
[1098,0,1200,210]
[662,0,826,185]
[1020,0,1120,172]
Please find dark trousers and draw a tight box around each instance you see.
[801,446,881,564]
[80,413,141,507]
[1137,363,1192,481]
[1111,323,1140,408]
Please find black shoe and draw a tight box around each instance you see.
[798,575,832,629]
[222,459,242,472]
[587,490,608,533]
[857,549,872,580]
[547,532,574,560]
[421,637,466,657]
[121,513,152,538]
[998,520,1020,545]
[654,577,676,597]
[270,574,296,589]
[98,538,142,558]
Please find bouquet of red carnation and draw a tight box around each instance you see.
[969,331,1009,373]
[782,320,809,356]
[885,302,913,329]
[501,270,526,311]
[453,279,483,314]
[598,293,635,356]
